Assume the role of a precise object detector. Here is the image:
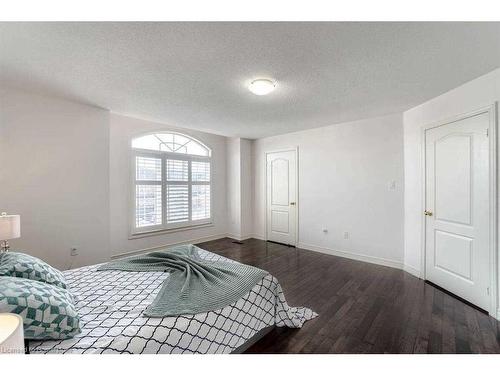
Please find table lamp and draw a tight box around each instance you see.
[0,212,20,252]
[0,313,24,354]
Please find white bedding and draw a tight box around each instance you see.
[29,249,317,354]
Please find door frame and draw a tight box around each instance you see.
[420,103,498,317]
[264,147,299,246]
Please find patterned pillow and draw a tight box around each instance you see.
[0,276,81,340]
[0,252,67,289]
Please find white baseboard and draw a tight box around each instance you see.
[226,234,253,241]
[245,234,266,240]
[111,233,228,259]
[403,264,422,279]
[297,241,404,270]
[250,233,266,240]
[228,234,266,241]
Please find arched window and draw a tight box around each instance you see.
[132,133,211,157]
[131,132,212,234]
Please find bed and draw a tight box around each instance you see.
[29,248,316,354]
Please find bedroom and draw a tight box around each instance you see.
[1,0,500,370]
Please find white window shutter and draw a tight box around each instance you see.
[166,159,189,181]
[166,185,189,223]
[135,185,162,227]
[192,185,211,220]
[132,133,212,233]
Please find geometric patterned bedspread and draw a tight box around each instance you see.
[29,249,317,354]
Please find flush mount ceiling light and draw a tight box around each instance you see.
[248,79,276,96]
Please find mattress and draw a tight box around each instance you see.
[29,248,316,354]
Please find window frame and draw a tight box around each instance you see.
[129,134,213,237]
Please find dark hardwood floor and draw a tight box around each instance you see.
[198,237,500,354]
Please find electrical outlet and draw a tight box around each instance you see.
[70,247,78,256]
[388,180,397,191]
[343,231,349,240]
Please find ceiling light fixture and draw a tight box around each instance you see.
[248,79,276,96]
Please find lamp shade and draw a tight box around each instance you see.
[0,213,20,241]
[0,313,24,354]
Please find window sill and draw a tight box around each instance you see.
[129,223,214,240]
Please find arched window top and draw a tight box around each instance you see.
[132,132,211,157]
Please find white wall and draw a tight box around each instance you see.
[226,138,253,240]
[240,139,253,238]
[0,88,110,269]
[109,113,228,257]
[403,68,500,278]
[253,113,405,267]
[0,92,229,267]
[226,137,241,238]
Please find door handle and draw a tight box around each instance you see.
[290,202,296,206]
[424,210,433,216]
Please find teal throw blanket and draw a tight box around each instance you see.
[97,244,268,317]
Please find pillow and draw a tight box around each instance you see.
[0,252,67,289]
[0,276,81,340]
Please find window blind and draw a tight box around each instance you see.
[191,161,210,182]
[166,185,189,223]
[192,184,211,220]
[132,134,212,233]
[135,185,162,227]
[166,159,188,181]
[135,156,162,228]
[136,156,162,181]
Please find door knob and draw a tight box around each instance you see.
[424,210,433,216]
[290,202,296,206]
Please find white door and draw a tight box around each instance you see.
[425,112,490,311]
[266,150,297,246]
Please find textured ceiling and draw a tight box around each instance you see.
[1,22,499,138]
